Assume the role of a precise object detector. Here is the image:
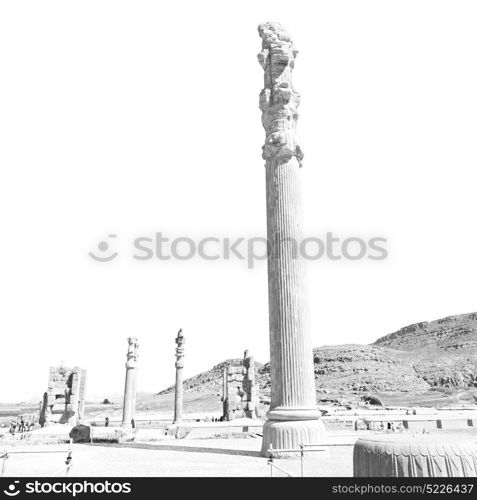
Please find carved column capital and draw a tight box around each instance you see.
[258,22,303,166]
[125,337,139,369]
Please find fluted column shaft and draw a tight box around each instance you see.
[173,329,185,424]
[121,367,134,427]
[173,363,184,423]
[121,337,139,428]
[131,369,138,418]
[266,157,316,411]
[258,22,323,456]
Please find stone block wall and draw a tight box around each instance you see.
[223,351,259,420]
[39,366,87,426]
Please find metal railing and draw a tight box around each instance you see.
[267,457,294,477]
[87,422,263,441]
[267,442,355,477]
[0,441,73,478]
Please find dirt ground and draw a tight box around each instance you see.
[3,428,477,477]
[0,438,354,477]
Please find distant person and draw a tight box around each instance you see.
[131,418,135,429]
[19,419,25,433]
[105,417,110,428]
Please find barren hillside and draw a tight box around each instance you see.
[157,313,477,404]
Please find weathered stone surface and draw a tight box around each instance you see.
[437,418,469,429]
[121,337,139,428]
[173,329,185,424]
[258,22,321,457]
[223,350,259,420]
[69,424,91,443]
[257,23,303,165]
[354,434,477,477]
[262,419,326,458]
[39,366,87,426]
[403,419,438,432]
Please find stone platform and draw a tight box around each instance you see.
[354,434,477,477]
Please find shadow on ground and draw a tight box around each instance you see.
[83,442,263,458]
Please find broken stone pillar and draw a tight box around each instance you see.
[242,350,259,418]
[65,369,81,423]
[39,392,49,427]
[39,366,87,426]
[121,337,139,428]
[222,352,260,421]
[78,369,87,420]
[222,367,227,400]
[221,367,228,419]
[258,22,323,456]
[173,329,185,424]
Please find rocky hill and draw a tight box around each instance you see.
[373,313,477,388]
[158,312,477,399]
[311,345,429,393]
[374,313,477,352]
[158,359,263,396]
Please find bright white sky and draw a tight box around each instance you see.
[1,1,476,403]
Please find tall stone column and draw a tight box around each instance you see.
[258,22,323,456]
[121,337,139,428]
[221,367,228,420]
[66,369,81,424]
[173,329,185,424]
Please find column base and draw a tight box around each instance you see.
[261,417,326,457]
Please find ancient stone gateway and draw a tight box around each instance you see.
[222,350,259,421]
[258,22,323,456]
[39,365,87,426]
[173,329,185,424]
[121,337,139,428]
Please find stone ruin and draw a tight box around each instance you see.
[121,337,139,428]
[222,350,259,420]
[257,22,323,455]
[39,365,87,426]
